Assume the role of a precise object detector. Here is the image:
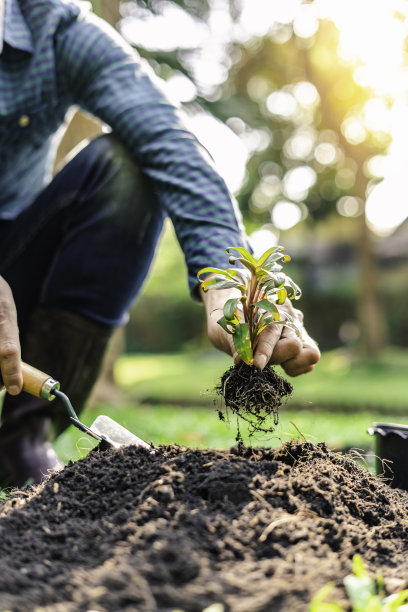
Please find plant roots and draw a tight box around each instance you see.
[216,362,293,441]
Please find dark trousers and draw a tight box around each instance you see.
[0,134,165,338]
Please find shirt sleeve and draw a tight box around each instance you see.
[54,9,248,294]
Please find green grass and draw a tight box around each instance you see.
[114,347,408,411]
[53,402,393,464]
[52,346,408,465]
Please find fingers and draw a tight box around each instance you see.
[0,277,22,395]
[279,327,320,377]
[253,310,320,376]
[253,323,297,370]
[201,283,241,361]
[202,283,321,377]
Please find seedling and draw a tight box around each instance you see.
[310,554,408,611]
[198,245,302,365]
[198,246,302,440]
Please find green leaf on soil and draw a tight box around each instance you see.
[309,582,344,611]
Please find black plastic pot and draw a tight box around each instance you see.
[368,422,408,491]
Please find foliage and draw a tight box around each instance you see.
[122,1,393,224]
[310,555,408,612]
[198,246,301,365]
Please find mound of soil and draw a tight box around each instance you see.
[217,363,293,440]
[0,441,407,611]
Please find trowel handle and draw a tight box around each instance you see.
[21,362,60,401]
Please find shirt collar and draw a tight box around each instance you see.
[0,1,4,54]
[2,0,34,55]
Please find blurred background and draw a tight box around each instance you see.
[54,0,408,462]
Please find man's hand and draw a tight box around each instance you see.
[253,300,320,375]
[200,285,320,376]
[0,277,23,395]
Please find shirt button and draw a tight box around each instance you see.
[18,115,30,127]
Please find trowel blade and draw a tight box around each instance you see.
[89,415,155,452]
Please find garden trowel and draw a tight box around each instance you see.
[16,362,154,451]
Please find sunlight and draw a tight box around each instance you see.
[283,166,317,202]
[366,180,408,236]
[334,5,405,97]
[120,3,208,51]
[187,112,248,193]
[120,0,408,235]
[272,201,306,230]
[314,0,408,235]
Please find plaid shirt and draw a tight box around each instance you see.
[0,0,247,290]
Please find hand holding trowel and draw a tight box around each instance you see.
[15,362,154,451]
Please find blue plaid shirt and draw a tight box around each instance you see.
[0,0,247,291]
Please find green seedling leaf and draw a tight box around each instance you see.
[255,298,281,320]
[285,277,302,300]
[233,322,253,365]
[228,256,257,273]
[259,281,280,295]
[262,251,291,270]
[224,297,240,321]
[217,316,236,335]
[201,277,241,291]
[383,590,408,608]
[197,268,238,283]
[197,266,231,280]
[256,245,284,267]
[309,582,344,612]
[258,270,285,288]
[276,287,288,305]
[268,317,301,336]
[270,272,286,288]
[353,555,369,580]
[224,268,249,278]
[344,557,375,609]
[226,246,258,267]
[220,268,251,285]
[344,574,376,609]
[256,320,274,336]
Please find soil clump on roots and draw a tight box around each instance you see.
[0,441,407,611]
[217,362,293,439]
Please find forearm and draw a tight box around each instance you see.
[56,13,248,290]
[0,276,22,394]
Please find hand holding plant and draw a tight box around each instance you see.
[198,245,306,440]
[198,245,302,366]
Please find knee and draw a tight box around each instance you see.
[85,135,164,240]
[86,133,138,184]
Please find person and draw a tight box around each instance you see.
[0,0,320,487]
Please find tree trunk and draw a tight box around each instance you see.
[91,0,121,26]
[303,55,387,356]
[355,211,387,356]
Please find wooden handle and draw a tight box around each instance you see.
[21,362,59,399]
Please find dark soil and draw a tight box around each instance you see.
[0,440,407,611]
[217,362,293,440]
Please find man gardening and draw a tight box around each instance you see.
[0,0,319,486]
